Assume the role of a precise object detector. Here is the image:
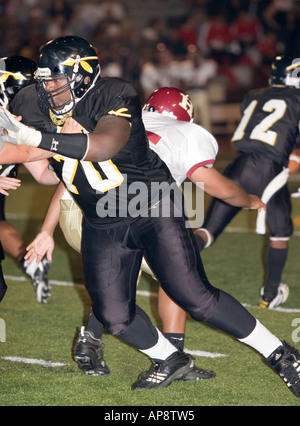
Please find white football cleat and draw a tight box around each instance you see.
[259,283,289,309]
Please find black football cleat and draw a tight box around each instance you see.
[74,327,110,377]
[176,364,216,381]
[266,341,300,398]
[131,351,194,390]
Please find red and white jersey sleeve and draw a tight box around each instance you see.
[142,111,219,186]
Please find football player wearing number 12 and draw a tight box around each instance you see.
[0,37,300,397]
[195,56,300,310]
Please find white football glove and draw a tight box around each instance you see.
[0,107,42,147]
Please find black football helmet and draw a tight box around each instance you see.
[0,56,37,107]
[269,56,300,89]
[35,36,101,114]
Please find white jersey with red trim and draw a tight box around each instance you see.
[142,111,219,186]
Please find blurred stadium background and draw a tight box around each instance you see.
[1,0,299,134]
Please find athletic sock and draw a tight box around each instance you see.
[239,320,282,358]
[140,329,178,361]
[164,333,185,351]
[86,310,104,340]
[264,247,288,300]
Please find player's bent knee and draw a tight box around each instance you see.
[187,288,219,322]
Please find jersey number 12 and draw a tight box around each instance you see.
[232,99,287,146]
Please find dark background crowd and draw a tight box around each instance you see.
[0,0,299,105]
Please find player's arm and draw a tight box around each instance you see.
[84,115,131,161]
[190,165,266,211]
[0,141,53,164]
[25,181,66,264]
[23,159,60,185]
[0,107,131,162]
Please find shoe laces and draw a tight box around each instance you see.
[142,361,169,384]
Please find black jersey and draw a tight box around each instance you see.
[11,78,174,228]
[232,86,300,166]
[0,163,18,178]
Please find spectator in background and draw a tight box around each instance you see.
[256,30,278,65]
[178,13,199,49]
[140,45,181,99]
[164,26,188,58]
[231,8,262,63]
[204,14,240,65]
[45,0,74,39]
[263,0,297,54]
[98,0,128,22]
[141,18,165,45]
[178,47,218,129]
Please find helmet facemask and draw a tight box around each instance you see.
[270,56,300,89]
[35,72,78,115]
[285,59,300,89]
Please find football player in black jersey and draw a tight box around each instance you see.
[0,37,299,397]
[24,88,265,380]
[0,56,59,303]
[194,56,300,310]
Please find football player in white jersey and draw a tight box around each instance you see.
[25,87,265,378]
[0,56,59,303]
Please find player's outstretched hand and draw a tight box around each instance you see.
[0,176,21,196]
[245,194,266,212]
[25,231,55,265]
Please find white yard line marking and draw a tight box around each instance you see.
[0,356,67,367]
[185,349,227,358]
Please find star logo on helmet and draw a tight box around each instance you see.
[0,70,27,82]
[62,56,98,74]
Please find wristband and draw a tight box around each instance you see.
[38,133,89,160]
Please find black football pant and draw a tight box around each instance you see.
[81,192,256,351]
[0,241,7,303]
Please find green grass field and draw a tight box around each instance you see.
[0,165,300,407]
